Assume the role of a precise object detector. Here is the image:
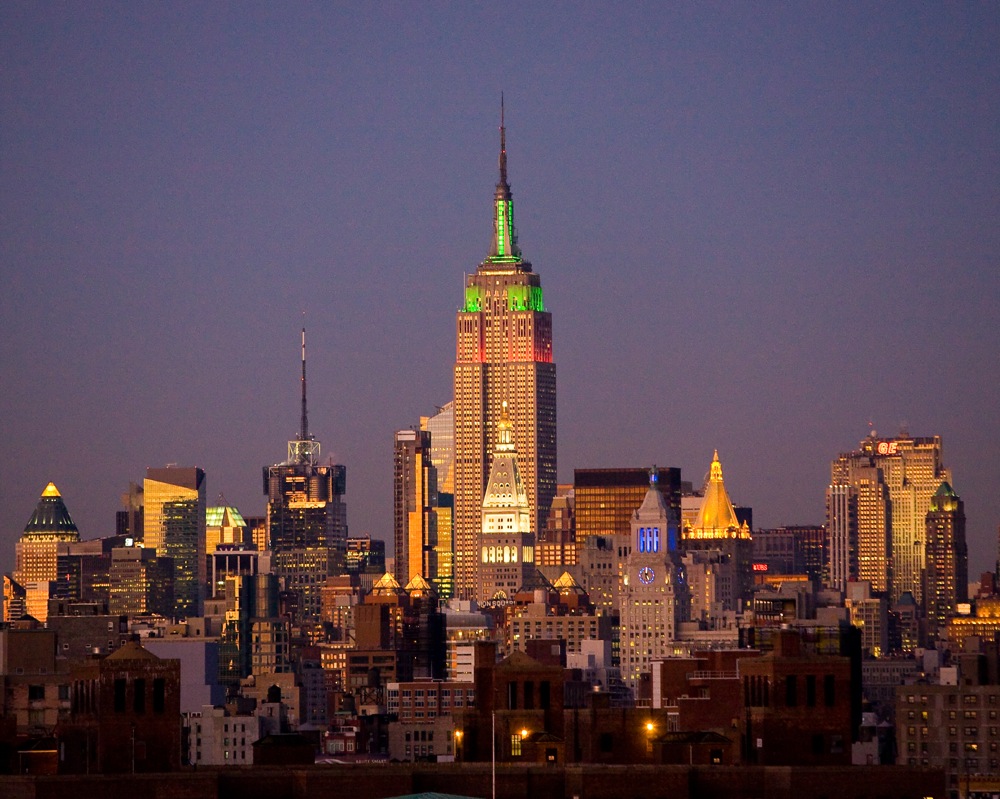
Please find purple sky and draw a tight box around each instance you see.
[2,4,998,577]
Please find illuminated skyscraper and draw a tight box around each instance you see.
[477,402,537,603]
[393,429,438,588]
[421,402,454,598]
[453,108,555,600]
[830,433,950,603]
[264,330,347,619]
[924,482,967,643]
[13,482,81,621]
[681,451,753,615]
[144,466,206,617]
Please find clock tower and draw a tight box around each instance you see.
[619,468,688,694]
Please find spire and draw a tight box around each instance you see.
[300,327,309,441]
[286,328,320,465]
[498,93,508,192]
[685,450,749,540]
[487,95,521,263]
[495,400,515,453]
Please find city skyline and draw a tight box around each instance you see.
[2,6,998,576]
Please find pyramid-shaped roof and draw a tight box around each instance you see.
[22,483,80,540]
[685,451,749,540]
[372,572,402,594]
[105,640,160,662]
[404,574,437,596]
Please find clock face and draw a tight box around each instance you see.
[638,566,655,585]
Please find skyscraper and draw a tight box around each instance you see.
[453,108,555,600]
[619,470,688,693]
[421,402,455,599]
[264,330,347,619]
[393,428,438,588]
[924,482,967,643]
[830,433,950,603]
[681,451,753,615]
[143,465,206,617]
[13,482,81,621]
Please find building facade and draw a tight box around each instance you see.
[453,113,555,600]
[394,429,438,589]
[143,466,206,617]
[620,472,688,692]
[830,433,950,603]
[264,330,347,619]
[924,482,968,644]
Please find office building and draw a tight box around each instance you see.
[830,433,950,603]
[453,111,555,600]
[13,482,81,620]
[264,330,347,619]
[393,429,438,588]
[924,482,967,643]
[144,465,206,617]
[575,467,681,547]
[421,402,455,598]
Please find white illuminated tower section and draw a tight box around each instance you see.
[453,104,556,601]
[620,469,688,695]
[477,402,536,602]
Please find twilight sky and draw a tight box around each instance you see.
[2,4,998,577]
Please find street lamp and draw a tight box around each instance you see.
[454,729,463,761]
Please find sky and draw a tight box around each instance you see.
[2,4,998,577]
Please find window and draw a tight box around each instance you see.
[153,678,165,713]
[134,679,146,713]
[511,734,522,757]
[785,676,798,707]
[806,675,816,707]
[114,679,127,713]
[28,685,45,701]
[824,674,835,707]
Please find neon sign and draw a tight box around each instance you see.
[876,442,899,455]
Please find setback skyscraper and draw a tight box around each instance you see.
[453,108,556,600]
[830,432,950,603]
[264,330,347,619]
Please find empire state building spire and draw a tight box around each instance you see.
[488,94,521,263]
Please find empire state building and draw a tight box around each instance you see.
[453,108,556,600]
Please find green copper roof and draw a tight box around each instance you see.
[23,482,80,539]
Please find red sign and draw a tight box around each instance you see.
[752,563,768,572]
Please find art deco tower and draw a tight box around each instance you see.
[924,482,967,643]
[453,107,556,600]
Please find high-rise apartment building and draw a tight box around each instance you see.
[830,433,950,603]
[393,429,438,588]
[924,482,967,643]
[264,330,347,619]
[144,465,206,617]
[453,111,555,600]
